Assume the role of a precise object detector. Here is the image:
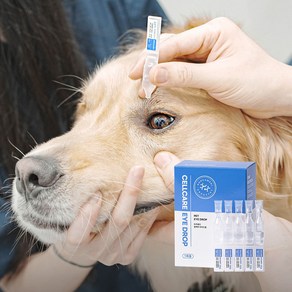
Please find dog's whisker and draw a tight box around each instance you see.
[7,139,25,157]
[57,90,82,108]
[26,131,39,147]
[11,155,21,162]
[9,228,27,256]
[53,80,81,91]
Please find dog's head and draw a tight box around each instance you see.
[12,49,249,244]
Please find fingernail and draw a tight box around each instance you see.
[154,67,168,84]
[154,152,172,170]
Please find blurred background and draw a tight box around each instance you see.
[158,0,292,64]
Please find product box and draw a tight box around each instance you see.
[174,160,256,269]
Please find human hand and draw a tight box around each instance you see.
[149,152,181,244]
[130,17,292,119]
[52,166,159,267]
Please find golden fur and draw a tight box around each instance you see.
[12,29,292,291]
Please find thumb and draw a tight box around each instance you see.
[149,61,218,89]
[154,151,181,192]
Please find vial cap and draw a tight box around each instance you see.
[234,200,243,213]
[224,200,233,213]
[245,200,254,213]
[214,200,222,213]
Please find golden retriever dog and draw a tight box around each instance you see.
[12,27,292,291]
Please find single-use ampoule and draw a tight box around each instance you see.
[245,200,255,245]
[214,200,224,272]
[223,200,234,271]
[223,200,233,243]
[234,200,244,272]
[234,200,244,243]
[255,200,264,245]
[254,200,265,271]
[142,16,161,98]
[244,200,255,271]
[214,200,224,243]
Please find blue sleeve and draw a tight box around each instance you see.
[0,197,19,278]
[63,0,169,71]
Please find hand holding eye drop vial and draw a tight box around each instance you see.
[142,16,161,98]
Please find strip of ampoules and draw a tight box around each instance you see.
[142,16,162,98]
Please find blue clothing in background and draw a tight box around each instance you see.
[0,0,168,291]
[63,0,169,70]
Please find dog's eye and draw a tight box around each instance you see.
[148,113,175,130]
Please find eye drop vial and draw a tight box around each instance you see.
[254,200,265,271]
[244,200,255,271]
[223,200,234,271]
[234,200,244,272]
[142,16,162,99]
[214,200,224,272]
[245,200,255,244]
[234,200,244,243]
[223,200,233,244]
[255,200,264,245]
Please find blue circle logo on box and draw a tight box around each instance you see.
[193,175,217,199]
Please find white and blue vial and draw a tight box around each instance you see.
[244,200,255,271]
[255,200,264,245]
[223,200,234,271]
[214,200,224,272]
[142,16,162,98]
[245,200,255,245]
[254,200,265,271]
[234,200,244,271]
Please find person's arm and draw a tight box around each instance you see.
[130,17,292,118]
[0,247,92,292]
[149,151,292,292]
[0,166,158,292]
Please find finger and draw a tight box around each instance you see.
[106,166,144,237]
[129,21,218,80]
[117,208,159,265]
[98,209,159,266]
[129,33,175,80]
[148,61,220,89]
[66,194,102,244]
[148,220,174,245]
[154,151,181,192]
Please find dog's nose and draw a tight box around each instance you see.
[15,156,62,200]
